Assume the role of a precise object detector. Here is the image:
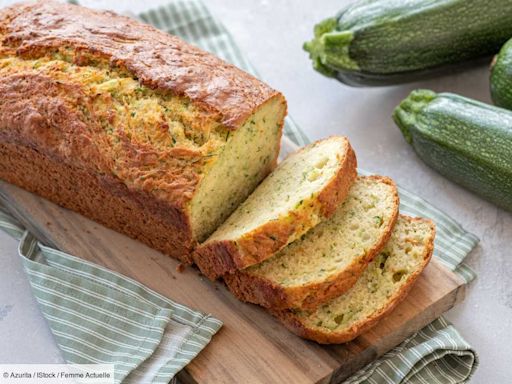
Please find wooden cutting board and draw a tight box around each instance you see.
[0,180,465,384]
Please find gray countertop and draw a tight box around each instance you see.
[0,1,511,382]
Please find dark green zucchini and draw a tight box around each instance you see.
[491,38,512,109]
[393,90,512,211]
[304,0,512,86]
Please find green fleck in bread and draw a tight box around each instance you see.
[0,1,287,263]
[194,136,357,280]
[225,176,399,310]
[273,215,435,344]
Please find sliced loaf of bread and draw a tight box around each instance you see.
[194,136,357,280]
[273,215,435,344]
[225,176,399,310]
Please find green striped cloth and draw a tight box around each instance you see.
[0,204,222,384]
[0,1,478,383]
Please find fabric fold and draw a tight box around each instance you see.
[344,318,478,384]
[0,206,222,384]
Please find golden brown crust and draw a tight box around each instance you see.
[193,137,358,280]
[0,1,281,129]
[0,140,195,263]
[273,216,436,344]
[224,176,399,310]
[0,68,198,250]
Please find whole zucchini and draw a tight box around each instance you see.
[491,38,512,109]
[393,90,512,211]
[304,0,512,86]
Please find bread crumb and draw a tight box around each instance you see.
[176,263,185,273]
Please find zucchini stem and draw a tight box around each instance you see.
[303,18,359,76]
[392,89,437,144]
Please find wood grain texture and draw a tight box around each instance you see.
[0,180,465,384]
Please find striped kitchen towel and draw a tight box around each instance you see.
[138,1,479,383]
[0,204,222,384]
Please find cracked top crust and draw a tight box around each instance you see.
[0,0,280,129]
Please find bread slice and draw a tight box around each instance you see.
[225,176,399,310]
[273,215,435,344]
[193,136,357,280]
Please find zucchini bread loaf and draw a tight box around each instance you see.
[0,1,286,262]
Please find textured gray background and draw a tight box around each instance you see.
[0,1,511,382]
